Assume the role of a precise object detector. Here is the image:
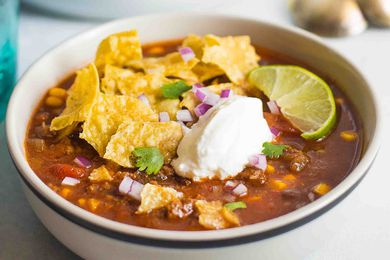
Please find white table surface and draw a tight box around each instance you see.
[1,0,390,259]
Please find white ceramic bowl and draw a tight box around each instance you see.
[6,13,381,259]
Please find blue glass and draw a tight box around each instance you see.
[0,0,18,120]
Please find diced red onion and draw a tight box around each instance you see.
[119,176,134,194]
[192,83,204,93]
[62,177,80,186]
[249,155,259,166]
[257,155,267,171]
[195,89,207,102]
[73,156,92,169]
[270,127,280,137]
[128,180,144,201]
[138,94,150,107]
[232,183,248,197]
[224,180,239,191]
[308,192,316,202]
[194,103,212,117]
[176,109,193,122]
[193,87,220,105]
[267,100,280,114]
[220,89,231,98]
[249,154,267,171]
[119,176,144,201]
[159,112,170,122]
[179,47,195,62]
[204,92,220,106]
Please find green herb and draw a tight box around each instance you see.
[132,147,164,175]
[262,142,287,159]
[224,201,247,211]
[161,81,191,99]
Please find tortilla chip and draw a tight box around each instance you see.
[101,65,171,104]
[137,183,183,214]
[203,35,259,83]
[101,65,140,94]
[95,30,142,73]
[128,52,199,83]
[183,34,259,83]
[182,34,204,58]
[50,63,99,131]
[195,200,239,230]
[104,121,183,168]
[89,165,113,182]
[155,99,180,120]
[191,62,224,82]
[119,73,171,104]
[80,94,158,156]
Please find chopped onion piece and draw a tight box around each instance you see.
[159,112,170,122]
[179,47,195,62]
[308,192,316,202]
[138,94,150,107]
[194,103,212,117]
[220,89,231,98]
[257,155,267,171]
[73,155,92,169]
[249,154,267,171]
[119,176,134,194]
[62,177,80,186]
[176,109,193,122]
[204,92,220,106]
[192,83,204,93]
[267,100,280,114]
[270,127,280,137]
[128,180,144,201]
[232,183,248,197]
[224,180,239,191]
[119,176,144,201]
[195,89,207,102]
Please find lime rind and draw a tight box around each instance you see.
[248,65,336,140]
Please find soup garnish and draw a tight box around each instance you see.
[25,30,362,230]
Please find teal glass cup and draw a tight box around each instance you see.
[0,0,18,120]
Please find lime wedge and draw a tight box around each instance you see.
[248,65,336,140]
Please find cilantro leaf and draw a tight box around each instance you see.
[132,147,164,175]
[262,142,287,159]
[161,81,191,99]
[224,201,247,211]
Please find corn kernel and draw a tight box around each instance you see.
[313,183,331,196]
[266,164,275,174]
[340,131,358,142]
[45,96,64,107]
[60,188,71,198]
[88,198,100,212]
[283,174,296,181]
[49,87,67,98]
[146,46,165,55]
[269,180,288,190]
[221,207,240,226]
[78,198,86,207]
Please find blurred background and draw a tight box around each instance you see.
[1,0,390,259]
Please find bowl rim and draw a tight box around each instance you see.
[6,12,382,248]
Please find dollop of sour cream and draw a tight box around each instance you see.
[172,96,273,181]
